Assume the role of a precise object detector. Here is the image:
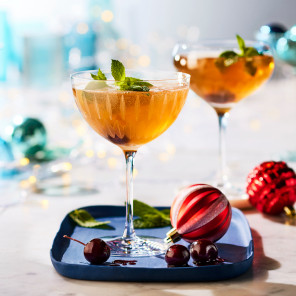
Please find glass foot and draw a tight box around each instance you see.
[104,235,167,257]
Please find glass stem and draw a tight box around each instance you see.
[122,151,137,241]
[217,112,229,187]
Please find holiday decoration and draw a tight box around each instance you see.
[8,117,47,159]
[256,23,287,48]
[165,184,232,243]
[246,161,296,216]
[276,25,296,67]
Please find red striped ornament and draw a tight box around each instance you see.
[246,161,296,216]
[165,184,232,243]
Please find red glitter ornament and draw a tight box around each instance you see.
[165,184,232,243]
[246,161,296,215]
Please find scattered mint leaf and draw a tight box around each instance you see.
[133,214,171,228]
[133,199,171,228]
[159,208,170,216]
[91,69,107,80]
[69,209,114,229]
[111,59,125,81]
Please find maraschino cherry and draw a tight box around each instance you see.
[190,239,218,264]
[63,235,110,264]
[165,244,190,267]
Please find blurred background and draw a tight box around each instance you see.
[0,0,296,205]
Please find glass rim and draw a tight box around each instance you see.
[174,38,270,47]
[70,70,190,82]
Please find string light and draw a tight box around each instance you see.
[20,158,30,166]
[76,23,89,35]
[85,150,94,158]
[107,157,118,168]
[138,55,151,67]
[97,150,106,158]
[116,38,129,50]
[101,10,114,22]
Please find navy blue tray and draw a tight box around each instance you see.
[50,206,253,282]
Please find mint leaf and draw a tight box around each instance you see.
[134,214,171,228]
[216,35,262,76]
[133,200,171,228]
[219,51,238,59]
[133,199,163,217]
[69,209,114,229]
[118,76,153,91]
[111,59,125,81]
[244,47,261,57]
[125,77,153,87]
[236,34,246,54]
[120,84,150,92]
[91,68,107,80]
[245,60,257,76]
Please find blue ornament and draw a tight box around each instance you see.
[256,23,287,49]
[9,117,47,159]
[276,25,296,67]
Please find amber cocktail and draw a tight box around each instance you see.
[173,40,274,195]
[71,69,189,256]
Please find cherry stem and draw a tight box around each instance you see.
[63,235,86,246]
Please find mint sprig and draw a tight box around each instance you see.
[216,34,262,76]
[91,69,107,80]
[133,200,171,228]
[90,60,153,92]
[68,200,171,230]
[69,209,114,229]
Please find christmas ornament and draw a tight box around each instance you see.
[276,25,296,67]
[256,23,287,48]
[165,184,232,243]
[9,117,47,159]
[246,161,296,216]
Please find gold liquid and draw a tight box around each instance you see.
[73,86,188,151]
[174,55,274,114]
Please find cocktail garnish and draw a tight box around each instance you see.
[69,209,114,229]
[91,68,107,80]
[216,35,263,76]
[90,59,153,92]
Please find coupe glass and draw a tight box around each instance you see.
[71,70,190,256]
[173,40,274,197]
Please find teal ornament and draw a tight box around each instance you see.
[256,23,287,49]
[276,25,296,67]
[10,117,47,159]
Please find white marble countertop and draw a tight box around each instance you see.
[0,74,296,295]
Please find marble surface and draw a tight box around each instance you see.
[1,74,296,295]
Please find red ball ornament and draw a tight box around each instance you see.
[165,184,232,243]
[246,161,296,215]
